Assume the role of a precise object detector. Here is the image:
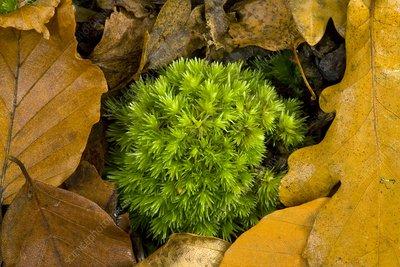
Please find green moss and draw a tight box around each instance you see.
[106,58,306,242]
[0,0,17,14]
[251,51,304,97]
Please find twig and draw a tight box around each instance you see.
[292,46,317,100]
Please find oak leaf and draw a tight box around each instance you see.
[220,198,328,267]
[2,158,134,266]
[228,0,303,51]
[287,0,349,45]
[280,0,400,265]
[0,0,106,204]
[137,233,230,266]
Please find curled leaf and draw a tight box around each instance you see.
[229,0,303,51]
[0,0,60,38]
[91,9,154,90]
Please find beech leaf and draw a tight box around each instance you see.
[91,9,154,90]
[220,198,328,267]
[0,0,60,39]
[137,233,230,266]
[2,157,134,266]
[64,161,117,216]
[228,0,304,51]
[0,0,107,204]
[280,0,400,265]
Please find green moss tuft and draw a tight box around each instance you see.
[0,0,17,14]
[106,58,306,242]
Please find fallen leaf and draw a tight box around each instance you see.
[0,0,106,204]
[136,0,206,74]
[205,0,229,48]
[2,157,134,266]
[0,0,60,39]
[220,198,328,267]
[280,0,400,265]
[229,0,304,51]
[287,0,349,45]
[64,161,117,216]
[81,122,107,174]
[137,233,230,266]
[91,9,154,90]
[115,0,150,18]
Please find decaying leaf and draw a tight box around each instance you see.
[229,0,304,51]
[81,122,107,174]
[220,198,328,267]
[287,0,349,45]
[0,0,60,39]
[136,0,206,74]
[2,158,134,266]
[205,0,229,48]
[91,9,154,90]
[137,233,230,266]
[64,161,117,216]
[0,0,106,204]
[280,0,400,265]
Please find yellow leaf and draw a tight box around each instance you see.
[229,0,303,51]
[287,0,349,45]
[0,0,60,39]
[137,233,230,266]
[0,0,107,204]
[220,198,328,267]
[280,0,400,265]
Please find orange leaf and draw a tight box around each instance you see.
[0,0,107,204]
[220,198,328,267]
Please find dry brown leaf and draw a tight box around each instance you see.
[136,0,206,74]
[0,0,106,204]
[220,198,328,267]
[137,233,230,266]
[0,0,60,39]
[2,158,134,266]
[288,0,349,45]
[280,0,400,265]
[228,0,304,51]
[91,9,154,90]
[115,0,150,18]
[205,0,229,48]
[64,161,117,216]
[81,122,107,174]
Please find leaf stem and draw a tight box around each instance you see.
[292,46,317,100]
[7,156,34,185]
